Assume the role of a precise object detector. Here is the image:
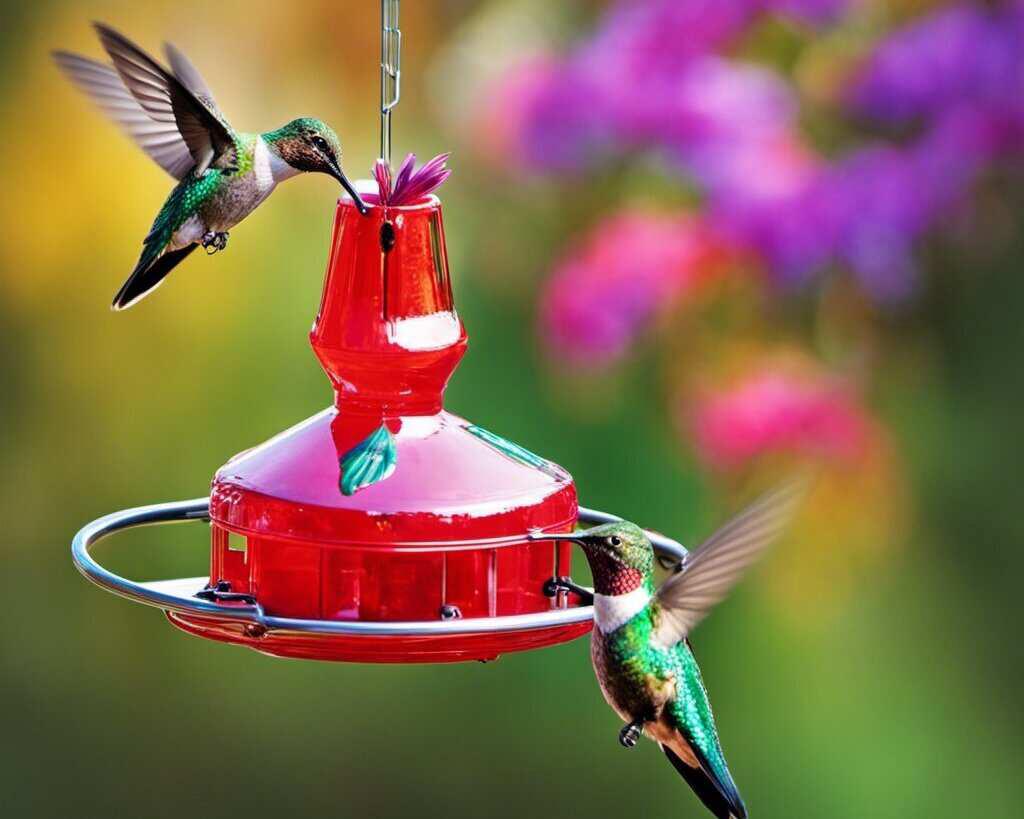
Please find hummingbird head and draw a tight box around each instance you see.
[533,521,654,596]
[267,117,368,214]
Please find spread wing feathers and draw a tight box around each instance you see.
[93,23,235,174]
[654,481,805,646]
[662,743,746,819]
[53,51,195,179]
[112,243,198,310]
[163,41,217,107]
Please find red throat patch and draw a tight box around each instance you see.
[586,551,644,596]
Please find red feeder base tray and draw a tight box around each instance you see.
[71,498,687,664]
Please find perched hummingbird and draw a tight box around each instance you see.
[533,484,803,819]
[54,23,367,310]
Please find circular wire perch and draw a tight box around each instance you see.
[72,500,687,663]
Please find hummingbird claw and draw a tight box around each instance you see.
[202,231,229,254]
[542,576,595,605]
[619,721,643,749]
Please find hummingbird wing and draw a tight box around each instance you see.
[653,481,804,647]
[53,51,195,179]
[163,41,218,109]
[93,23,236,174]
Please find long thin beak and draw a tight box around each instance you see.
[330,163,369,215]
[528,532,587,545]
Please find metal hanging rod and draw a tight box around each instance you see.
[380,0,401,166]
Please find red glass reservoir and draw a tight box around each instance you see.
[167,192,588,662]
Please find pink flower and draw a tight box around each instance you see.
[689,366,871,469]
[540,210,724,366]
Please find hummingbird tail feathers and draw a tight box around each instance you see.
[661,743,747,819]
[113,243,198,310]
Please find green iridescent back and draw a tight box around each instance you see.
[134,169,222,273]
[140,134,258,263]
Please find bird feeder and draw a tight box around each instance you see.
[72,187,686,662]
[71,2,687,664]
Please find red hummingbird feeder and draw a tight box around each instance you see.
[183,189,590,662]
[72,184,685,662]
[70,1,686,664]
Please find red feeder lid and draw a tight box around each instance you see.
[172,191,588,662]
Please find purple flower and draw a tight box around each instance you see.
[581,0,854,76]
[476,53,611,174]
[849,3,1024,124]
[516,62,611,173]
[481,0,860,175]
[480,0,828,175]
[374,153,451,206]
[477,0,1023,307]
[656,58,802,195]
[710,171,836,290]
[582,0,755,75]
[576,2,793,150]
[713,107,1000,302]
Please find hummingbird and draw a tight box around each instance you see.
[532,483,803,819]
[54,23,368,310]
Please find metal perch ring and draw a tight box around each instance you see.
[71,498,688,638]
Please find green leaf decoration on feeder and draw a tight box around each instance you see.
[465,425,557,475]
[339,425,397,495]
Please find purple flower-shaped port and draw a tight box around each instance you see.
[374,152,452,206]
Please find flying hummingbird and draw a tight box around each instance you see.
[54,23,368,310]
[533,483,803,819]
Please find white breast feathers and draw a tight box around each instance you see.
[593,586,651,634]
[254,137,297,193]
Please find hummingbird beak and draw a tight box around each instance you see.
[528,532,588,546]
[330,163,369,215]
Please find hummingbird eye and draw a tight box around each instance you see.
[311,135,331,155]
[609,536,622,547]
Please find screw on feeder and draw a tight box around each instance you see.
[439,604,463,620]
[195,578,257,605]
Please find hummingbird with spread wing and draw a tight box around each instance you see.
[54,23,367,310]
[533,483,804,819]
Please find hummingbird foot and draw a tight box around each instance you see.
[542,576,594,605]
[202,231,229,254]
[619,721,644,749]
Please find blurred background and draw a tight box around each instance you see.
[1,0,1021,816]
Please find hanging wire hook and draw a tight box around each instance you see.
[380,0,401,166]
